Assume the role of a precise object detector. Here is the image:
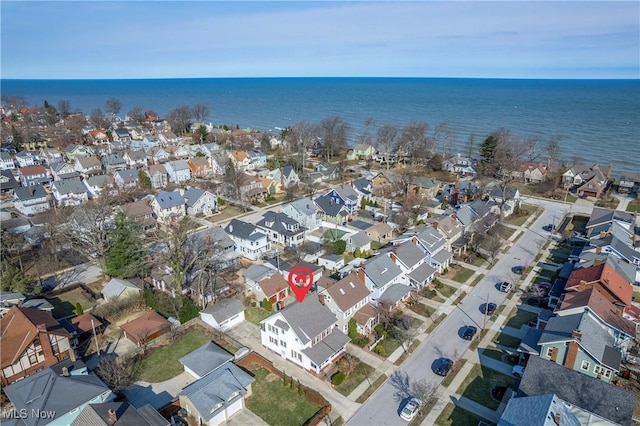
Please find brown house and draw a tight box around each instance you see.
[120,311,172,346]
[564,261,633,307]
[121,200,157,232]
[0,306,73,386]
[187,157,212,178]
[255,274,289,308]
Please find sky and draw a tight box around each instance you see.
[1,1,639,79]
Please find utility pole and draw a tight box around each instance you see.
[482,292,490,330]
[91,319,100,361]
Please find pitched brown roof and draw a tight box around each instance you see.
[148,164,167,175]
[18,164,47,176]
[77,156,101,168]
[189,157,209,167]
[566,263,632,306]
[321,272,370,311]
[70,312,104,334]
[121,200,153,220]
[120,311,171,344]
[556,287,636,337]
[258,274,288,298]
[353,303,378,326]
[0,306,70,366]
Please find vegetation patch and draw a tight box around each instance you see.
[410,302,436,319]
[438,283,458,298]
[209,205,245,222]
[245,305,272,325]
[394,340,421,366]
[246,366,321,426]
[435,402,488,426]
[441,359,466,388]
[470,274,484,287]
[481,346,505,362]
[135,330,212,382]
[492,333,522,349]
[456,364,515,410]
[626,200,640,213]
[47,287,98,319]
[333,355,374,396]
[452,267,474,283]
[504,307,538,329]
[426,314,446,334]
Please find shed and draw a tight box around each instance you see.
[120,311,171,346]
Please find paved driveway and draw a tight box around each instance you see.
[123,371,196,410]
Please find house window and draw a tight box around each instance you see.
[29,354,37,365]
[545,347,554,358]
[280,340,287,348]
[581,360,590,371]
[594,365,611,378]
[269,336,278,346]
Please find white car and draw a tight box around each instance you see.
[400,398,422,421]
[512,365,525,378]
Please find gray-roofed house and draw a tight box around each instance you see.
[50,177,89,207]
[414,226,453,273]
[281,198,323,231]
[74,155,102,176]
[101,278,143,302]
[179,342,234,380]
[317,271,374,334]
[243,264,277,289]
[13,185,50,216]
[388,240,435,289]
[183,187,218,216]
[343,230,371,254]
[84,174,114,199]
[112,127,132,143]
[318,254,345,272]
[146,164,168,188]
[113,169,139,190]
[260,296,350,375]
[223,219,270,261]
[0,169,20,192]
[123,149,148,168]
[150,190,186,224]
[314,193,350,225]
[517,355,635,426]
[325,185,360,214]
[0,291,26,317]
[101,153,127,172]
[536,310,623,383]
[178,355,254,426]
[200,298,245,332]
[355,251,406,301]
[499,393,600,426]
[71,401,169,426]
[164,159,191,183]
[4,359,115,426]
[256,211,305,248]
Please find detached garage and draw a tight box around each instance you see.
[200,298,245,332]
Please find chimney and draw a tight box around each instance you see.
[107,409,117,423]
[554,413,561,425]
[390,253,397,264]
[595,246,601,254]
[593,258,602,267]
[454,177,459,190]
[432,222,438,231]
[61,367,69,377]
[357,267,365,283]
[578,280,587,291]
[318,294,325,305]
[571,329,582,340]
[564,340,579,369]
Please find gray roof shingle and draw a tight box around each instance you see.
[201,298,244,325]
[154,190,185,209]
[179,342,234,378]
[265,296,337,345]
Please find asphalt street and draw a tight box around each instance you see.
[346,198,591,426]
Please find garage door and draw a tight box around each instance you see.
[226,398,244,418]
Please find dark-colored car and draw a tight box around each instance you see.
[434,358,454,376]
[481,303,497,315]
[513,265,524,274]
[461,326,477,340]
[542,224,554,232]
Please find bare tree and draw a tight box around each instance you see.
[105,98,122,117]
[318,116,350,161]
[97,356,141,393]
[523,135,543,162]
[90,108,109,130]
[291,121,318,170]
[1,95,27,108]
[166,106,192,135]
[433,123,454,159]
[546,135,561,170]
[357,117,375,145]
[376,124,399,170]
[158,218,203,295]
[399,121,432,165]
[127,106,145,124]
[465,132,476,159]
[410,379,439,413]
[57,100,72,118]
[192,103,210,123]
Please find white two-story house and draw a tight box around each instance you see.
[414,226,453,273]
[388,240,436,290]
[356,252,408,307]
[51,178,89,207]
[224,219,270,261]
[281,198,323,232]
[165,159,191,183]
[260,296,350,375]
[255,211,305,248]
[150,190,186,224]
[13,185,50,216]
[183,187,218,216]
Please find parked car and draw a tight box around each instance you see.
[461,325,477,340]
[512,365,525,378]
[499,281,513,292]
[434,358,454,376]
[542,224,554,232]
[400,397,422,421]
[512,265,524,274]
[480,303,497,315]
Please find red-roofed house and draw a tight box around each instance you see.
[565,262,633,307]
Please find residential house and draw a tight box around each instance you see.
[15,150,37,167]
[318,254,345,272]
[178,343,254,425]
[65,313,106,347]
[146,146,170,164]
[562,164,612,198]
[165,159,192,183]
[187,156,213,178]
[366,222,394,244]
[147,164,168,189]
[200,299,245,332]
[408,176,440,201]
[314,193,350,225]
[255,211,305,248]
[18,164,50,187]
[238,172,267,201]
[246,150,267,169]
[210,150,229,175]
[512,161,548,184]
[112,127,132,143]
[254,274,290,309]
[158,131,180,146]
[142,134,162,150]
[306,139,325,158]
[123,149,148,169]
[1,151,16,169]
[314,162,339,181]
[0,292,26,317]
[455,199,499,232]
[0,306,73,385]
[74,155,102,177]
[280,165,300,188]
[101,153,127,172]
[281,198,323,231]
[388,240,436,289]
[13,185,50,216]
[317,272,376,334]
[224,219,270,261]
[101,278,143,302]
[259,175,280,196]
[442,153,476,176]
[38,148,63,165]
[343,231,371,254]
[150,190,186,224]
[83,174,114,199]
[618,172,640,195]
[427,215,467,255]
[88,129,109,145]
[121,200,157,232]
[113,169,139,190]
[327,186,360,215]
[585,207,635,236]
[51,177,89,206]
[120,311,172,346]
[0,169,20,193]
[564,262,633,307]
[413,226,453,273]
[370,172,393,197]
[516,355,636,425]
[49,161,78,180]
[443,179,481,205]
[63,144,94,162]
[230,150,250,171]
[189,226,240,271]
[4,360,115,425]
[260,296,350,375]
[356,252,407,303]
[183,187,218,216]
[351,143,376,160]
[244,264,277,290]
[72,401,169,426]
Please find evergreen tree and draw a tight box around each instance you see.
[138,169,151,189]
[479,134,499,176]
[75,302,84,316]
[105,212,146,278]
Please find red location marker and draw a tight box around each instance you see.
[287,265,314,303]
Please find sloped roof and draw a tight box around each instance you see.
[392,240,426,269]
[344,230,371,248]
[224,218,265,241]
[416,226,446,253]
[76,155,101,168]
[257,274,288,298]
[72,401,169,426]
[363,253,403,289]
[264,296,337,345]
[302,328,350,366]
[201,298,244,325]
[13,185,47,201]
[52,177,87,195]
[256,211,303,237]
[0,306,70,366]
[586,207,634,229]
[120,311,171,344]
[121,200,153,219]
[407,262,437,284]
[321,272,370,311]
[154,190,185,209]
[565,262,632,306]
[353,303,378,326]
[70,312,104,335]
[499,394,581,426]
[18,164,47,176]
[179,342,233,378]
[314,193,348,217]
[286,198,319,216]
[379,283,412,304]
[102,278,141,299]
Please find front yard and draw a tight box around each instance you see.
[504,307,538,329]
[333,355,374,396]
[456,364,515,410]
[47,287,98,319]
[245,305,272,325]
[626,200,640,213]
[492,332,522,349]
[435,402,489,426]
[451,267,474,283]
[245,366,321,426]
[135,330,212,383]
[207,205,245,223]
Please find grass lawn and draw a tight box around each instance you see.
[470,256,487,267]
[245,306,272,325]
[208,205,244,222]
[507,204,538,226]
[435,402,488,426]
[452,267,474,283]
[334,356,374,396]
[441,359,466,388]
[492,333,522,349]
[498,226,516,240]
[378,337,401,357]
[245,366,321,426]
[456,364,515,410]
[426,314,446,334]
[355,374,387,403]
[422,288,438,299]
[626,200,640,213]
[371,241,383,250]
[438,283,458,299]
[47,287,98,319]
[136,330,212,382]
[410,302,436,319]
[504,307,538,329]
[481,346,505,362]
